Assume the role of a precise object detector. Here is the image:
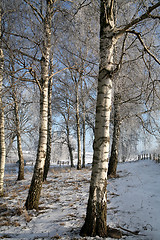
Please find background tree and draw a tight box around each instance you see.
[53,79,75,167]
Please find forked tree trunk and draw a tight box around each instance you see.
[25,2,52,210]
[108,93,121,178]
[0,6,6,197]
[80,0,115,237]
[76,84,82,170]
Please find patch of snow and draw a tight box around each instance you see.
[0,159,160,239]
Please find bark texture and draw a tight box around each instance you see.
[0,6,6,197]
[43,58,53,181]
[108,93,121,178]
[25,1,52,210]
[80,1,160,236]
[80,0,115,237]
[0,95,5,197]
[66,124,74,168]
[82,101,86,168]
[15,98,25,181]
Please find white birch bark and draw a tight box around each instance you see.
[43,59,53,181]
[0,96,5,197]
[80,0,115,236]
[81,1,160,237]
[25,1,52,210]
[0,6,6,197]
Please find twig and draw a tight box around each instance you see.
[117,225,146,236]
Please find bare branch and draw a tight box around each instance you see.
[23,0,44,21]
[27,67,42,92]
[49,67,75,80]
[4,32,41,47]
[128,30,160,65]
[116,2,160,36]
[148,14,160,20]
[13,49,40,62]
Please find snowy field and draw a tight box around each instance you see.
[0,159,160,240]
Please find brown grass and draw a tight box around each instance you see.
[24,209,32,222]
[0,219,10,227]
[51,234,61,239]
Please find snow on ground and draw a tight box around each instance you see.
[0,159,160,240]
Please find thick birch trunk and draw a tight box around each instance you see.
[43,66,52,181]
[108,93,121,178]
[76,84,82,170]
[0,97,5,197]
[25,66,49,210]
[25,2,52,210]
[80,0,115,237]
[0,7,6,197]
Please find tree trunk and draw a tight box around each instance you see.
[25,71,49,210]
[10,54,25,181]
[12,92,25,180]
[43,58,53,182]
[6,133,16,158]
[66,124,74,168]
[0,97,5,197]
[0,6,6,197]
[108,93,121,178]
[80,0,115,237]
[82,101,86,168]
[25,2,52,210]
[76,83,82,170]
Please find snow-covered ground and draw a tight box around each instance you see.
[0,159,160,240]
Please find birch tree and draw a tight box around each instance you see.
[25,0,52,210]
[25,0,73,209]
[0,4,6,197]
[43,54,53,181]
[53,82,75,167]
[9,56,25,180]
[108,93,120,177]
[81,0,160,237]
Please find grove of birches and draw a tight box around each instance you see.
[0,0,160,238]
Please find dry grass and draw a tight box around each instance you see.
[10,191,18,199]
[12,221,21,227]
[51,234,61,239]
[0,219,10,227]
[24,209,32,222]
